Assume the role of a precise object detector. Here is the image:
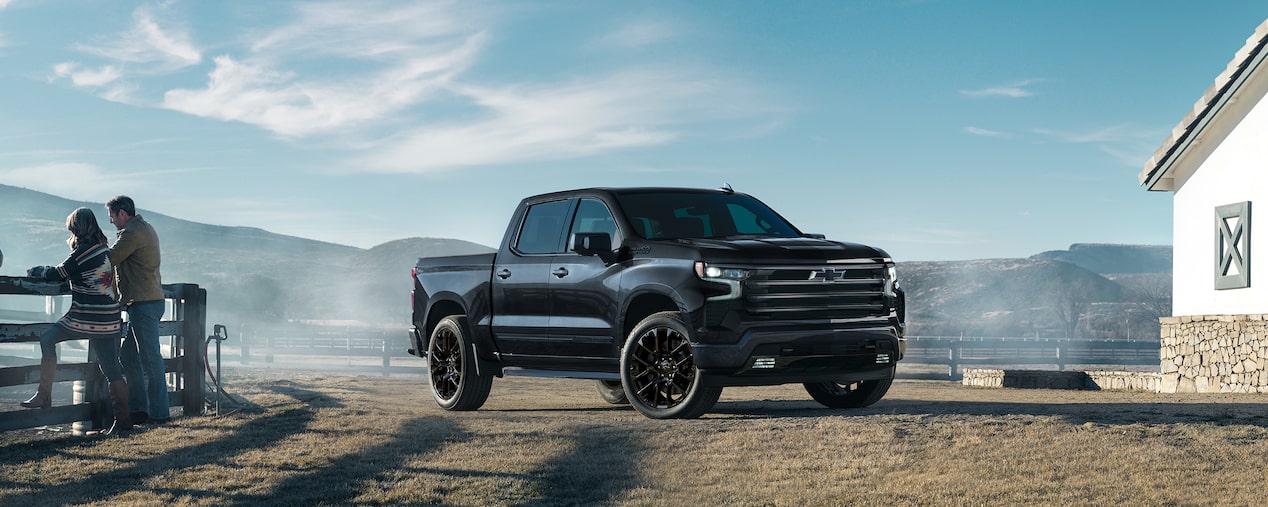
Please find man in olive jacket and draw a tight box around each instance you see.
[107,195,169,424]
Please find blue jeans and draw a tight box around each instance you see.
[40,326,124,382]
[120,300,169,419]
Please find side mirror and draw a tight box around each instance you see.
[572,232,618,264]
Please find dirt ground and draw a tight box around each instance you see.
[4,367,1268,506]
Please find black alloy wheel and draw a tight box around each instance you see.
[620,311,721,419]
[427,315,492,411]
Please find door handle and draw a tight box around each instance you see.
[496,269,512,279]
[552,267,569,278]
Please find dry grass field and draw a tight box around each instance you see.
[3,367,1268,506]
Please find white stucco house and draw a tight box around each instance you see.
[1139,19,1268,393]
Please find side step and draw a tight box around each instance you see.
[500,367,619,381]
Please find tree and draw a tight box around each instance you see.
[1051,280,1095,338]
[1119,273,1173,322]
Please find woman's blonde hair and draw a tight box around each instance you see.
[66,207,108,249]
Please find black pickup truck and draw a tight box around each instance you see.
[409,186,905,419]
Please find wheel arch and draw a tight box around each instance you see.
[622,289,682,340]
[425,296,467,339]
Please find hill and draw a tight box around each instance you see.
[1030,243,1172,274]
[898,244,1171,338]
[0,184,493,326]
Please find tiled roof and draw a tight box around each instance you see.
[1139,19,1268,190]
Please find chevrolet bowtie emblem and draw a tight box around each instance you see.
[809,268,845,282]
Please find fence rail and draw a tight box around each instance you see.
[229,331,1162,381]
[901,336,1161,378]
[0,277,206,434]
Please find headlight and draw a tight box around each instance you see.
[884,265,899,297]
[694,262,748,300]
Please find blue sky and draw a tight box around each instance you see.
[2,1,1267,261]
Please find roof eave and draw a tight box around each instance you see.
[1140,19,1268,192]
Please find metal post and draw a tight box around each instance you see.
[72,380,88,436]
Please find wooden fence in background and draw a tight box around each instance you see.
[0,278,206,434]
[902,335,1161,378]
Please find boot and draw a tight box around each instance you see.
[97,381,134,436]
[20,357,57,409]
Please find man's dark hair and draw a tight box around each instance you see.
[106,195,136,217]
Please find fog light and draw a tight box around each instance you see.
[753,357,776,369]
[876,354,891,364]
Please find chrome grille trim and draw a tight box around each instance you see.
[742,263,889,320]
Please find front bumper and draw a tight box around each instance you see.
[693,324,904,387]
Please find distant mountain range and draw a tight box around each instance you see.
[0,184,1170,338]
[0,184,492,327]
[898,244,1171,338]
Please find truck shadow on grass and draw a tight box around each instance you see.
[710,398,1268,427]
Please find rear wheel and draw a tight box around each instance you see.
[620,311,721,419]
[803,369,894,409]
[595,380,628,404]
[427,316,492,411]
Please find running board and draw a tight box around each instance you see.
[500,367,619,381]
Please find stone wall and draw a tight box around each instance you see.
[962,369,1160,391]
[1160,314,1268,393]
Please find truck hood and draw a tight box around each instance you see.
[670,236,891,263]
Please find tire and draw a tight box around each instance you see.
[620,311,722,419]
[595,380,629,404]
[427,316,493,411]
[803,368,894,409]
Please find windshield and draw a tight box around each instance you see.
[614,191,801,240]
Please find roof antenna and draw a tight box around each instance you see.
[719,183,734,194]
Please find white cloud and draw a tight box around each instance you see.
[164,30,482,137]
[964,126,1005,138]
[1034,124,1167,167]
[0,0,11,9]
[51,62,123,87]
[50,5,200,102]
[1033,125,1161,144]
[357,69,762,173]
[249,0,480,59]
[161,1,486,137]
[595,19,678,49]
[961,79,1041,98]
[76,7,201,70]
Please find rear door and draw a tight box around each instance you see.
[490,198,573,358]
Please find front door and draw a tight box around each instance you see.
[550,198,623,363]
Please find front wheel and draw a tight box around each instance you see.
[427,316,493,411]
[620,311,721,419]
[804,369,894,409]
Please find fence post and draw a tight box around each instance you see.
[174,284,206,417]
[240,324,250,365]
[382,337,390,377]
[1056,342,1065,371]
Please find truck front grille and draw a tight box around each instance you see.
[743,265,888,321]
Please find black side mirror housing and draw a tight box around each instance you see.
[572,232,618,264]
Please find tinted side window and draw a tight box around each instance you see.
[516,200,571,254]
[568,199,618,241]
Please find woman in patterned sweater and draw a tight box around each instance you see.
[21,207,132,435]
